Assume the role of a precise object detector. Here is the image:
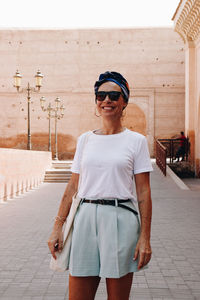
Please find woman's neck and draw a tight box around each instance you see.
[98,120,124,135]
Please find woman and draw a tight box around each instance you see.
[48,71,153,300]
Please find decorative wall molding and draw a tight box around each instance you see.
[172,0,200,43]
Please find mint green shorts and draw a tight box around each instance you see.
[69,200,141,278]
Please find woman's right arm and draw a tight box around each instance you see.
[47,172,79,259]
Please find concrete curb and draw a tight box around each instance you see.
[166,165,190,190]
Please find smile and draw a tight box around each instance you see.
[102,107,114,110]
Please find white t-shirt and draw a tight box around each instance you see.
[71,128,153,204]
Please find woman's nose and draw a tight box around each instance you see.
[103,95,111,102]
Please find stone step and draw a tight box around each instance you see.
[52,165,71,169]
[45,172,72,177]
[44,161,73,183]
[45,170,71,174]
[44,176,70,183]
[51,160,72,169]
[44,179,69,183]
[44,175,69,177]
[44,177,69,180]
[44,177,70,180]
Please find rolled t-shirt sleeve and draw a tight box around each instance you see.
[71,135,85,174]
[133,136,153,174]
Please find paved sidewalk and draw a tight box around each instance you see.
[0,163,200,300]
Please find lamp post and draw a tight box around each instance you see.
[40,97,65,160]
[13,70,44,150]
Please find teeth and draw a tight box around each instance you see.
[103,107,113,110]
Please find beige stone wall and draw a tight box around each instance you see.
[0,28,185,157]
[0,148,52,202]
[155,88,185,137]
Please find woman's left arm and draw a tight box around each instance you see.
[134,172,152,270]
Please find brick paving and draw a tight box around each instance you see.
[0,162,200,299]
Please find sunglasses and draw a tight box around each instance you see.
[95,91,122,102]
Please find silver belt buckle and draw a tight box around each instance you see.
[114,199,118,207]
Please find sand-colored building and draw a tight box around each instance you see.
[173,0,200,177]
[0,28,185,158]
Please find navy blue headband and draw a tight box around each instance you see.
[94,71,130,103]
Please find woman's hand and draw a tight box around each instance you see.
[133,236,152,269]
[47,228,63,260]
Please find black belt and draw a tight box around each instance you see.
[81,198,138,216]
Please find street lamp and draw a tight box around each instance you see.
[40,96,65,160]
[13,69,44,150]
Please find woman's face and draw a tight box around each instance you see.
[96,81,127,119]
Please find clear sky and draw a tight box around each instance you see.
[0,0,180,28]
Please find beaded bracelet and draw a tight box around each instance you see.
[54,215,66,225]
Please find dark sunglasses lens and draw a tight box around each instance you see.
[96,92,106,101]
[95,91,121,101]
[109,92,121,101]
